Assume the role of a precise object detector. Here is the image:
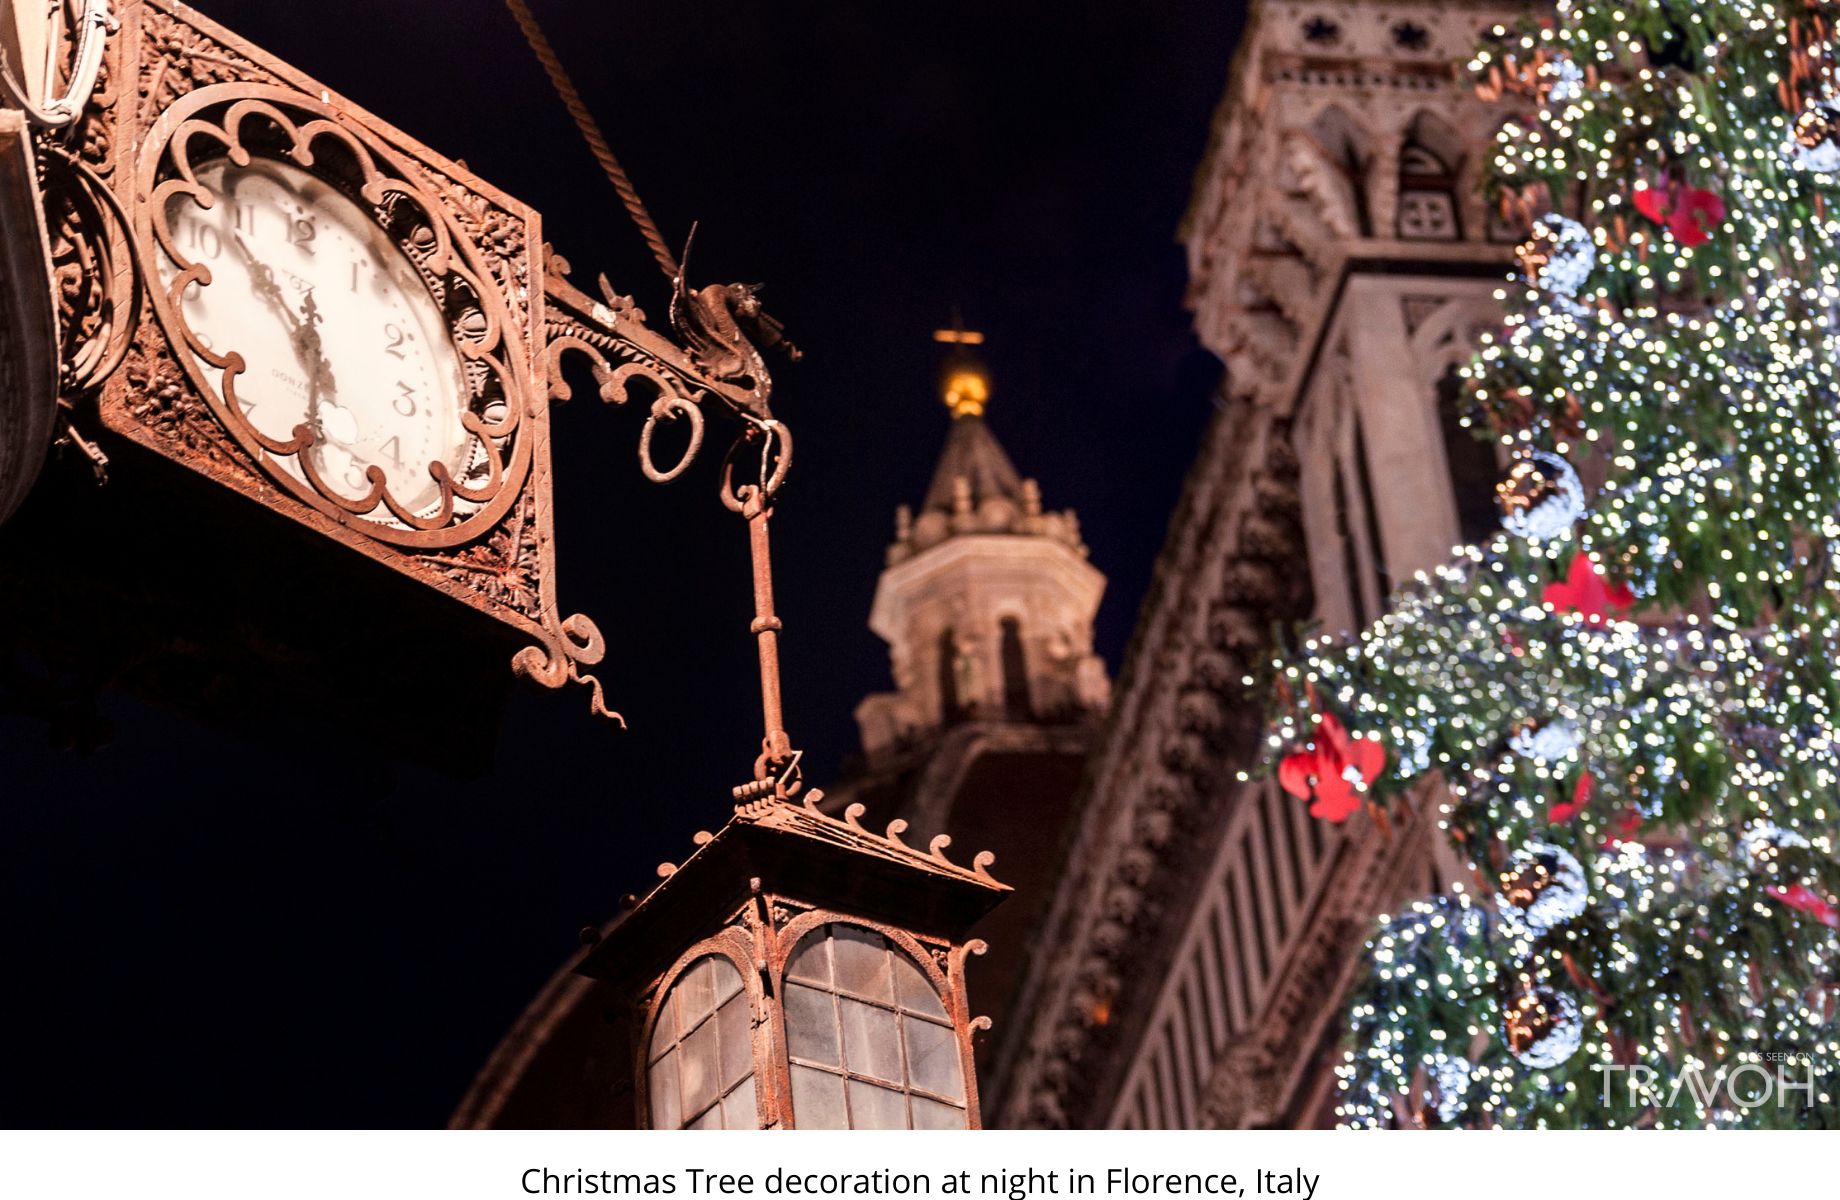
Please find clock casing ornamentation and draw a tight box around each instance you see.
[46,0,615,720]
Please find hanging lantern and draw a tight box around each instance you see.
[575,792,1009,1129]
[1499,842,1589,935]
[1515,213,1594,297]
[1502,985,1583,1068]
[1497,450,1585,540]
[1789,97,1840,173]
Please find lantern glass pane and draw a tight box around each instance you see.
[784,983,841,1067]
[649,991,678,1064]
[680,1017,720,1117]
[832,925,894,1002]
[716,993,753,1090]
[903,1016,964,1103]
[786,932,832,987]
[791,1065,848,1129]
[677,958,717,1025]
[722,1082,759,1130]
[649,954,757,1130]
[912,1096,969,1130]
[648,1054,681,1131]
[840,996,903,1085]
[782,923,971,1129]
[893,954,948,1018]
[846,1080,908,1130]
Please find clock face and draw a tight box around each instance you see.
[157,156,476,522]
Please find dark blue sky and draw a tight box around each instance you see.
[0,0,1242,1125]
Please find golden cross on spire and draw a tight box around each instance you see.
[932,314,990,419]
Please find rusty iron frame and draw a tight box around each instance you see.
[22,1,617,716]
[88,1,616,719]
[632,901,989,1131]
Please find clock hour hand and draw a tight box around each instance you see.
[231,230,305,339]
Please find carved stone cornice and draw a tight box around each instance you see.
[986,397,1312,1127]
[989,0,1525,1130]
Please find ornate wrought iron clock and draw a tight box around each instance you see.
[46,0,612,716]
[145,100,525,546]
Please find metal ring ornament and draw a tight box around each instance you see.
[637,392,705,483]
[718,419,792,513]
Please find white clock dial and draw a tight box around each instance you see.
[158,156,473,520]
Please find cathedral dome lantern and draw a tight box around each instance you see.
[856,331,1108,761]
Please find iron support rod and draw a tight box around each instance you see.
[743,487,792,777]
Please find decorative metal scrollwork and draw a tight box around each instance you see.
[39,144,139,432]
[541,250,796,508]
[541,249,802,779]
[511,609,621,727]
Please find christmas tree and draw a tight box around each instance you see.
[1266,0,1840,1128]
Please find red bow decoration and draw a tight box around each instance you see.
[1631,178,1725,248]
[1603,806,1643,845]
[1278,711,1386,823]
[1766,884,1840,928]
[1548,769,1594,823]
[1543,552,1636,625]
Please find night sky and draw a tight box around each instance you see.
[0,1,1242,1125]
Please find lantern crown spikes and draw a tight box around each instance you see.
[576,785,1010,988]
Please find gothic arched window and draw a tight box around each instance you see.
[647,954,759,1129]
[999,616,1031,719]
[781,923,968,1129]
[1397,113,1463,241]
[1306,105,1372,236]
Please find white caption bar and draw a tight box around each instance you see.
[0,1127,1824,1200]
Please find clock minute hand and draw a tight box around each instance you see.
[292,287,336,401]
[292,289,359,457]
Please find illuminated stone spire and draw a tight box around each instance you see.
[854,329,1109,759]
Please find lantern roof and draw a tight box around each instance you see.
[575,791,1010,990]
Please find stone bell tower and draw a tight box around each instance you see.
[854,337,1108,760]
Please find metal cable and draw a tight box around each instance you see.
[501,0,681,282]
